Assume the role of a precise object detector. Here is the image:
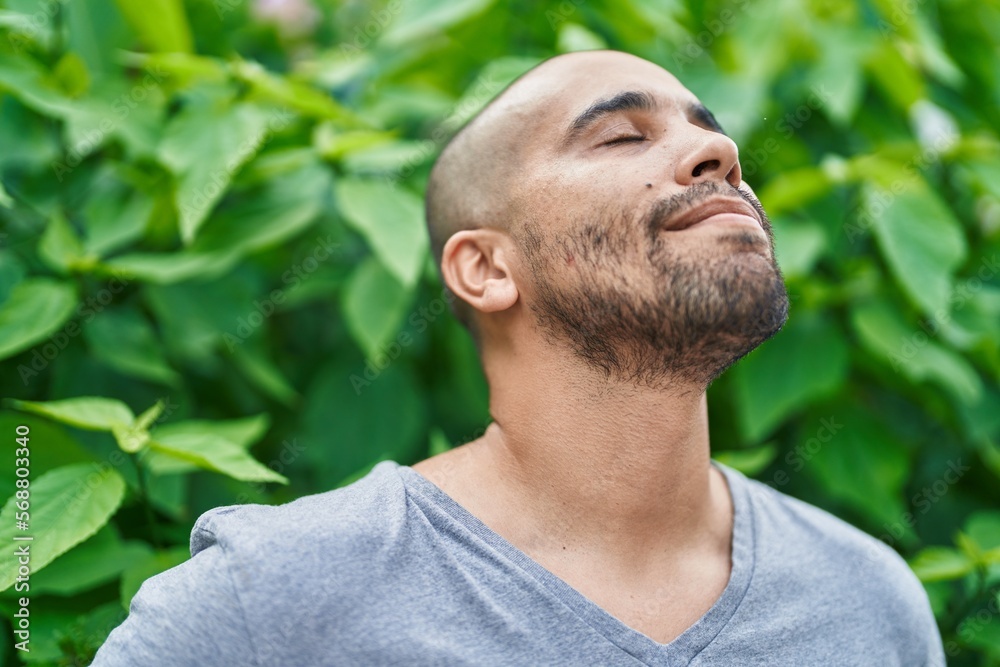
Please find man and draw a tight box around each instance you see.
[94,50,944,666]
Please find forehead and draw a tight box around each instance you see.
[482,52,702,171]
[504,53,697,135]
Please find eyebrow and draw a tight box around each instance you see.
[562,89,727,144]
[690,103,726,135]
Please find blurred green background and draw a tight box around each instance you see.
[0,0,998,664]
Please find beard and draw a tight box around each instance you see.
[516,181,789,388]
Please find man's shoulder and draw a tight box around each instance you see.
[727,465,941,650]
[92,463,413,665]
[737,470,905,569]
[189,460,407,567]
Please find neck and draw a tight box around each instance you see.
[468,339,731,574]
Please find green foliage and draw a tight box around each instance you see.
[0,0,997,664]
[0,463,126,591]
[0,279,77,359]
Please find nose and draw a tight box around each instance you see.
[673,129,742,188]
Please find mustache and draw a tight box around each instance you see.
[642,182,770,237]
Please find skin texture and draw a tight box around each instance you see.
[414,50,789,645]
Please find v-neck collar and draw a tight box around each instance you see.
[393,460,756,666]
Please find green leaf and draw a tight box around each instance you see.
[158,101,273,243]
[84,306,181,386]
[140,450,194,476]
[964,512,1000,552]
[382,0,497,46]
[770,217,826,278]
[909,546,975,583]
[39,214,88,274]
[0,412,95,505]
[807,408,910,528]
[758,168,833,215]
[851,300,982,404]
[865,41,925,111]
[921,580,952,619]
[191,160,331,254]
[866,181,967,315]
[61,601,129,660]
[231,60,362,124]
[342,257,412,359]
[0,278,77,361]
[142,413,270,475]
[230,348,299,406]
[303,358,426,488]
[912,20,964,88]
[557,23,608,52]
[82,187,155,258]
[0,597,126,663]
[713,444,778,477]
[960,159,1000,203]
[144,470,187,519]
[0,463,127,590]
[117,51,227,86]
[341,140,436,175]
[53,51,91,98]
[732,313,849,442]
[962,606,1000,657]
[144,279,257,362]
[153,413,270,449]
[335,178,429,288]
[9,396,134,431]
[113,0,193,53]
[0,251,26,305]
[0,179,13,208]
[100,249,243,284]
[0,53,72,118]
[65,0,130,75]
[909,343,982,404]
[134,400,166,432]
[58,76,166,161]
[0,96,60,171]
[956,530,984,563]
[102,162,329,283]
[24,526,151,596]
[314,127,396,160]
[112,422,150,454]
[428,428,453,456]
[111,398,165,454]
[149,433,287,484]
[812,25,869,125]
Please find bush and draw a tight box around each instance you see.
[0,0,998,664]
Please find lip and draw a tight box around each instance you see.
[663,197,763,232]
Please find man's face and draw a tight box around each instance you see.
[503,52,789,386]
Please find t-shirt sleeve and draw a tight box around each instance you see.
[91,513,258,667]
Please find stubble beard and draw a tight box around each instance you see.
[518,182,790,389]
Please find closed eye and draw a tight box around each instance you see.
[602,134,646,146]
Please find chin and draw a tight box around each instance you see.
[716,230,774,256]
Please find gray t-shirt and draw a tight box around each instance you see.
[93,460,945,666]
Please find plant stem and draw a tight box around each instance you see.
[130,452,162,550]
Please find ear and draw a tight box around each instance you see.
[440,229,519,316]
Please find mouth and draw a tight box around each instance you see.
[662,197,763,233]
